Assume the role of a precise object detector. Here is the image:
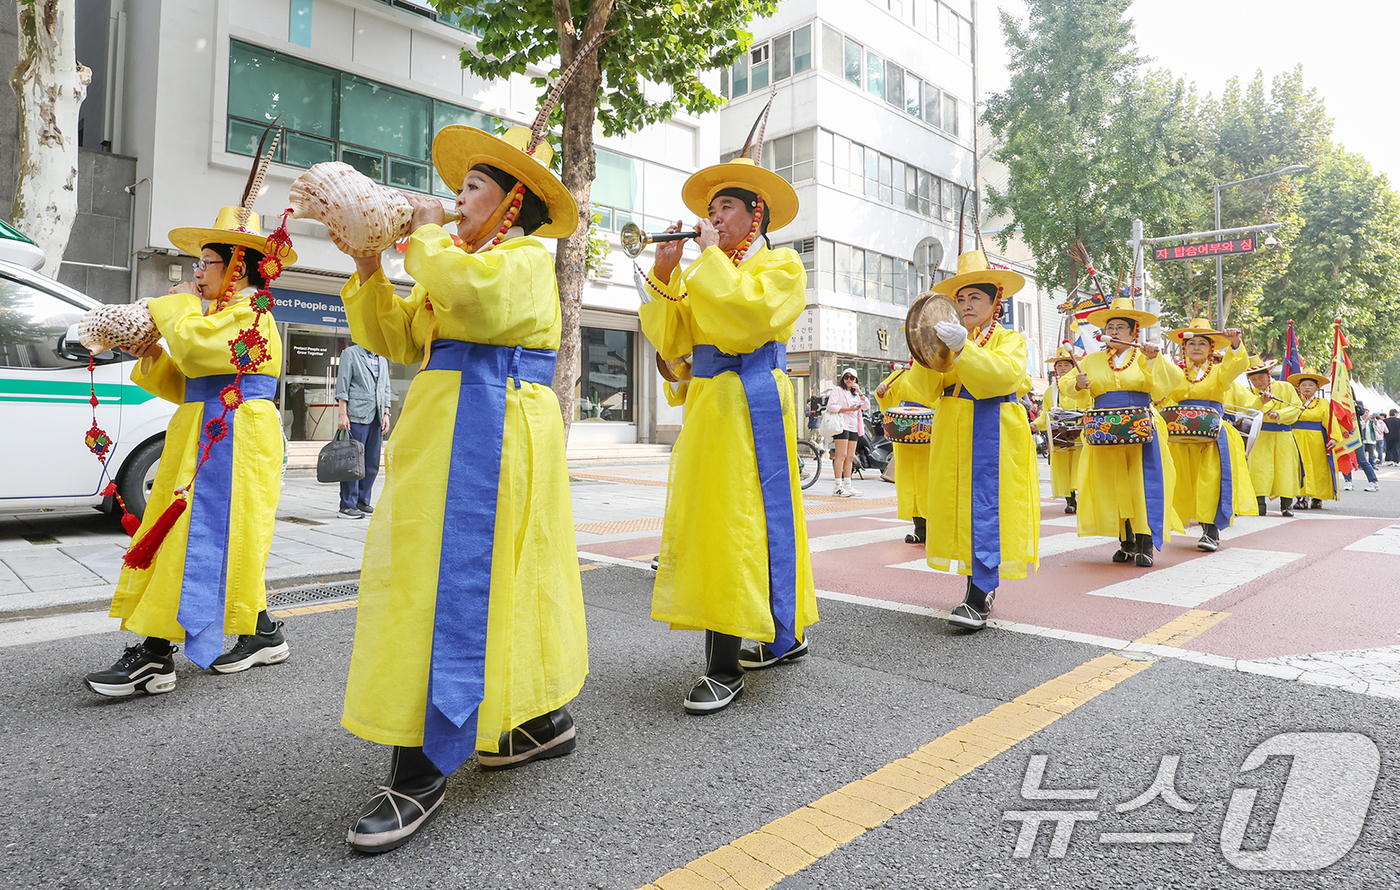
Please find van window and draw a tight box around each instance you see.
[0,278,89,369]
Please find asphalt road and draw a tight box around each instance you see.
[3,563,1396,889]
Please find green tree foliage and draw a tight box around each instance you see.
[433,0,776,431]
[1254,148,1400,379]
[982,0,1199,298]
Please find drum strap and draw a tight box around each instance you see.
[1292,421,1335,489]
[1094,391,1165,551]
[1181,399,1233,529]
[692,343,798,658]
[944,386,1015,592]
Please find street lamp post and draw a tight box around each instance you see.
[1214,164,1310,325]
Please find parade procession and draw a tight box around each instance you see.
[9,0,1400,885]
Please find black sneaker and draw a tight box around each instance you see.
[86,642,177,697]
[338,507,364,520]
[477,707,576,770]
[211,622,290,674]
[357,503,374,514]
[1197,534,1219,552]
[739,637,810,670]
[684,674,744,714]
[948,602,988,631]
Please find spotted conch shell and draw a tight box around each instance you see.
[288,162,415,258]
[78,298,158,353]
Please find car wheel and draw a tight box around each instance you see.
[117,437,164,520]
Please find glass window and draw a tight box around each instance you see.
[770,134,793,179]
[864,50,884,98]
[340,145,384,182]
[790,238,816,278]
[944,181,962,220]
[959,15,972,60]
[750,43,770,92]
[885,61,904,108]
[0,278,90,369]
[924,84,941,126]
[818,239,834,291]
[906,72,922,118]
[843,38,862,87]
[892,159,906,206]
[865,251,880,300]
[594,148,640,211]
[848,141,862,191]
[940,4,954,44]
[821,26,843,78]
[793,25,813,73]
[864,147,879,198]
[228,41,335,137]
[593,205,613,231]
[831,133,849,188]
[340,75,431,160]
[878,154,893,203]
[435,100,495,133]
[284,131,334,167]
[576,328,633,422]
[835,242,852,294]
[905,165,919,212]
[943,94,959,136]
[850,248,866,297]
[773,32,791,82]
[792,129,815,182]
[388,157,429,192]
[731,52,748,97]
[881,255,895,302]
[719,65,729,99]
[920,170,934,217]
[227,118,270,158]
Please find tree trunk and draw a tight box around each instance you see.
[550,0,613,442]
[10,0,91,278]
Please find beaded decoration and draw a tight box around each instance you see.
[726,195,765,267]
[974,318,999,349]
[84,355,141,535]
[1108,345,1138,372]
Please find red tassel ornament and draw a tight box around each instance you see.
[122,495,188,569]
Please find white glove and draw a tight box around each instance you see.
[934,320,968,351]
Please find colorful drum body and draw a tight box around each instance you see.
[1161,405,1222,443]
[1083,406,1154,446]
[883,407,934,444]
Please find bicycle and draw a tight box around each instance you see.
[795,438,822,490]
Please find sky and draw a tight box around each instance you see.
[977,0,1400,187]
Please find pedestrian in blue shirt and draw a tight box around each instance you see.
[334,344,392,518]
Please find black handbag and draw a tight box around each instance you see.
[317,429,365,483]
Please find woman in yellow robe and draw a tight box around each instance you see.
[903,250,1038,631]
[875,362,932,542]
[640,137,818,714]
[1162,318,1255,552]
[1289,367,1337,508]
[86,206,294,696]
[1064,297,1184,567]
[1032,346,1090,513]
[1240,355,1303,516]
[338,125,588,854]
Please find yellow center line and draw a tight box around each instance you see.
[638,608,1230,890]
[270,599,358,618]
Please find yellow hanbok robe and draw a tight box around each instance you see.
[110,288,282,643]
[1163,347,1257,527]
[339,227,587,753]
[904,325,1038,586]
[1294,396,1337,501]
[1240,380,1303,499]
[875,367,931,521]
[640,243,818,643]
[1032,377,1091,498]
[1064,349,1183,546]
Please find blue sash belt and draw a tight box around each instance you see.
[944,385,1015,592]
[421,339,557,774]
[1094,391,1165,551]
[691,342,798,657]
[1262,422,1292,432]
[1293,421,1335,488]
[1180,399,1234,530]
[178,373,277,668]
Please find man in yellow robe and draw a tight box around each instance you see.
[1161,318,1255,552]
[903,251,1039,630]
[1032,345,1090,514]
[86,206,296,696]
[1239,355,1303,516]
[876,362,932,542]
[1064,297,1184,567]
[1289,367,1337,509]
[336,125,588,853]
[640,115,818,713]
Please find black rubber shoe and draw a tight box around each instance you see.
[347,747,446,854]
[86,642,177,697]
[739,637,810,670]
[477,707,576,770]
[1064,493,1077,515]
[1257,496,1268,517]
[1280,497,1295,517]
[684,674,744,713]
[1134,534,1155,568]
[211,621,290,674]
[1112,543,1134,563]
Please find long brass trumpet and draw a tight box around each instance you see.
[621,222,699,258]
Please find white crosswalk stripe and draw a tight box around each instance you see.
[1086,547,1303,607]
[1344,524,1400,555]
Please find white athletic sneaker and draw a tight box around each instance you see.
[1365,483,1379,492]
[1343,481,1354,491]
[833,483,846,497]
[845,482,862,497]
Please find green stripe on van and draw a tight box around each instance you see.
[0,378,159,404]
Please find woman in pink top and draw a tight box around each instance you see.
[827,368,870,496]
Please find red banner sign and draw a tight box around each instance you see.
[1152,237,1255,262]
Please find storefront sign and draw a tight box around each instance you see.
[789,307,818,352]
[1152,237,1255,262]
[270,287,349,328]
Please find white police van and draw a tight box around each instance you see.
[0,259,177,518]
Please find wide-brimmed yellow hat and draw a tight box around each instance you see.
[1168,317,1229,349]
[1083,295,1157,330]
[681,158,798,232]
[1045,343,1080,365]
[432,125,578,239]
[170,207,298,266]
[1245,354,1277,375]
[930,250,1025,299]
[1288,366,1328,387]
